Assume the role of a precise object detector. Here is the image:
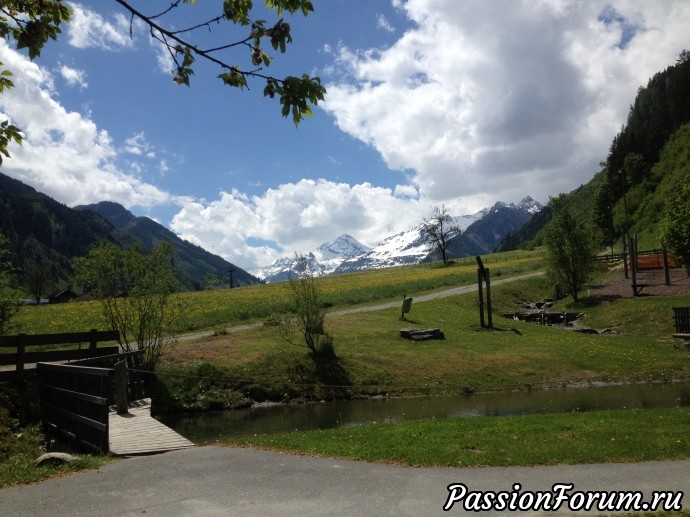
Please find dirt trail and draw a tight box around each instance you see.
[177,270,545,342]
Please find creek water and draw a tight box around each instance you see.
[160,382,690,443]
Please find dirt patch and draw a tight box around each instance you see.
[586,267,690,300]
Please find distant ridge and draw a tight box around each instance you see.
[0,171,260,292]
[258,197,542,281]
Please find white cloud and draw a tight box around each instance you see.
[66,2,135,50]
[377,14,395,33]
[123,132,155,158]
[322,0,690,207]
[59,64,88,89]
[170,179,429,270]
[0,41,172,209]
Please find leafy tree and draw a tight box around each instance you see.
[280,255,333,357]
[73,242,182,370]
[0,1,325,161]
[25,258,54,305]
[542,195,596,302]
[422,205,460,265]
[660,175,690,269]
[0,234,20,335]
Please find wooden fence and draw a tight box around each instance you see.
[37,350,146,454]
[596,249,678,269]
[0,329,120,382]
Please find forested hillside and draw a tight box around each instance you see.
[499,51,690,252]
[0,174,260,295]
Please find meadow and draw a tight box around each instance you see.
[12,250,543,335]
[4,249,690,487]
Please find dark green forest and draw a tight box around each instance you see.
[499,51,690,253]
[0,174,260,298]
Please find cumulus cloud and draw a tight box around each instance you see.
[321,0,690,207]
[0,41,171,209]
[170,179,427,270]
[66,2,135,50]
[59,64,88,89]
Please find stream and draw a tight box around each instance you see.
[160,381,690,443]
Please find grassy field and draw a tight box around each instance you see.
[148,265,690,412]
[3,249,690,489]
[10,251,543,335]
[226,407,690,467]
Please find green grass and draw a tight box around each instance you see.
[226,407,690,467]
[3,249,690,488]
[0,385,115,488]
[152,269,690,410]
[0,424,115,488]
[10,251,544,335]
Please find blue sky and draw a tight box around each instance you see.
[1,1,688,273]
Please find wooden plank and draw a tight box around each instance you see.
[41,401,109,432]
[0,330,119,348]
[109,398,194,456]
[37,383,110,406]
[16,347,120,364]
[37,362,113,377]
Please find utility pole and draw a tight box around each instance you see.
[227,265,237,289]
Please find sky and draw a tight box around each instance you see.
[0,0,688,274]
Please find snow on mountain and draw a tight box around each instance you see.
[257,197,542,282]
[335,223,431,273]
[258,234,370,283]
[455,208,489,232]
[517,196,542,214]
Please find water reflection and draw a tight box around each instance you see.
[160,382,690,443]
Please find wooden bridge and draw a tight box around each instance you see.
[109,398,193,455]
[2,330,194,455]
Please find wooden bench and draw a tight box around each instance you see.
[0,329,120,382]
[672,307,690,341]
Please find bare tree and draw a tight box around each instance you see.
[280,254,333,357]
[422,205,460,265]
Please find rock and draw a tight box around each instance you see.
[400,328,445,341]
[34,452,77,467]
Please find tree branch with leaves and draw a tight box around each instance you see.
[0,0,326,163]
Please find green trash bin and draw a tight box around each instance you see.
[401,296,413,319]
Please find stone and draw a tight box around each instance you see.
[34,452,77,467]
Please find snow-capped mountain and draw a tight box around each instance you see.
[334,223,431,273]
[258,234,370,283]
[257,197,542,281]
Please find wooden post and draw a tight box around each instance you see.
[476,260,485,328]
[485,268,493,329]
[16,333,25,382]
[663,249,671,286]
[622,237,629,280]
[630,235,638,296]
[114,360,128,414]
[89,328,98,350]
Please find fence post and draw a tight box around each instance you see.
[89,328,98,350]
[114,360,129,414]
[16,334,26,382]
[485,268,493,329]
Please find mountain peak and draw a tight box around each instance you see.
[76,201,135,229]
[517,196,543,214]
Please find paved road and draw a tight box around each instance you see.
[1,447,687,516]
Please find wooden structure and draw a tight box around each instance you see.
[400,328,445,341]
[476,256,493,328]
[36,350,143,454]
[36,349,192,455]
[109,398,194,455]
[0,329,120,382]
[673,307,690,341]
